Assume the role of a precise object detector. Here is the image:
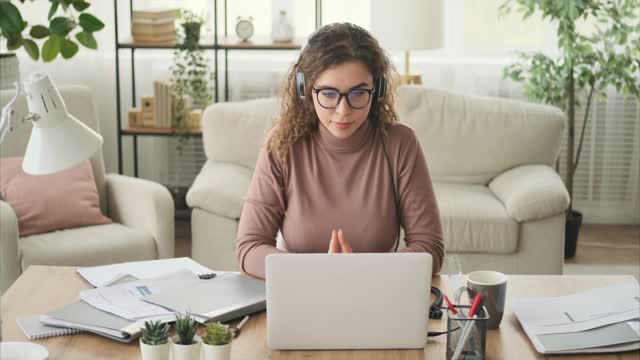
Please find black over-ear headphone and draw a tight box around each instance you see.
[295,30,387,102]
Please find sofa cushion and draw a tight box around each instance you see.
[489,165,570,222]
[396,86,566,185]
[19,223,156,270]
[0,157,111,236]
[202,98,280,169]
[434,183,519,254]
[186,161,253,219]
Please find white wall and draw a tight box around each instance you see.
[8,1,638,224]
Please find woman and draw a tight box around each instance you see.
[236,23,444,279]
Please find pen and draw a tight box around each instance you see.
[445,295,458,315]
[468,293,482,318]
[231,315,250,338]
[451,293,484,360]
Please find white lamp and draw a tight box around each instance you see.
[370,0,444,85]
[0,72,103,175]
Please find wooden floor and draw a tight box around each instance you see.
[176,221,639,267]
[565,224,639,266]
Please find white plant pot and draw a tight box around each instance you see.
[170,336,201,360]
[202,342,232,360]
[139,339,170,360]
[0,53,20,90]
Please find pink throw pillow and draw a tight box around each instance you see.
[0,157,111,236]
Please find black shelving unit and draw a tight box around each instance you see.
[114,0,322,176]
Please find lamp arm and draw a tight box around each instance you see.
[0,82,40,144]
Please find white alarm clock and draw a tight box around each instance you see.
[235,16,254,41]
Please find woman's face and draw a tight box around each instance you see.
[311,60,374,139]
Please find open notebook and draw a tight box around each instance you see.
[17,315,84,340]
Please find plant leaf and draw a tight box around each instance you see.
[42,35,62,62]
[0,1,25,33]
[49,17,76,36]
[48,0,59,20]
[60,0,72,11]
[72,0,90,12]
[23,39,39,60]
[29,25,50,39]
[6,33,23,50]
[78,13,104,32]
[60,38,79,59]
[75,30,97,49]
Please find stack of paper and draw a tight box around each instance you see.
[33,258,266,343]
[512,280,640,354]
[77,257,216,287]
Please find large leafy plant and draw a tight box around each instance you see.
[0,0,104,61]
[500,0,640,212]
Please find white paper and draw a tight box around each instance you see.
[76,257,216,288]
[80,270,201,320]
[512,279,640,354]
[512,280,640,335]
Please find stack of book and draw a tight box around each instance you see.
[154,80,175,128]
[131,8,179,45]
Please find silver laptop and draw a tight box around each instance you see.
[266,253,432,350]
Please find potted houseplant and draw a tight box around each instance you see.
[170,312,200,360]
[170,9,214,152]
[500,0,640,257]
[140,320,170,360]
[202,322,232,360]
[0,0,104,89]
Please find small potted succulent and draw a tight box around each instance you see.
[140,320,170,360]
[170,312,200,360]
[202,322,232,360]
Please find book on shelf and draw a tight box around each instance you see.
[132,21,175,36]
[130,39,177,46]
[132,17,177,25]
[132,8,179,20]
[132,33,177,43]
[154,80,175,128]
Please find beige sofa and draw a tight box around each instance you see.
[187,86,570,274]
[0,86,175,294]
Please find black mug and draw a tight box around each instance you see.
[455,270,507,329]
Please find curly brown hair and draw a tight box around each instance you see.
[267,22,399,165]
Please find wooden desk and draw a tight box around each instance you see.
[1,266,638,359]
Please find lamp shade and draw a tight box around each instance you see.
[22,73,102,175]
[370,0,444,50]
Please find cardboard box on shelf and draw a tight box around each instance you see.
[141,96,155,114]
[127,108,143,128]
[187,109,202,129]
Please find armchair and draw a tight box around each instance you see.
[0,86,174,294]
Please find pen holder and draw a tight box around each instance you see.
[446,305,489,360]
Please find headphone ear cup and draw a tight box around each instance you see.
[296,71,306,99]
[376,76,387,101]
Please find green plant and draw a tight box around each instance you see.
[174,312,198,345]
[170,8,214,151]
[0,0,105,61]
[500,0,640,212]
[141,320,170,345]
[202,322,232,346]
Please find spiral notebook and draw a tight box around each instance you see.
[17,315,84,340]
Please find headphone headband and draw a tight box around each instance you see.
[296,27,386,101]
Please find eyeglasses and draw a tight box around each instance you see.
[312,87,375,109]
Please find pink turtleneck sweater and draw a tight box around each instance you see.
[236,120,445,279]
